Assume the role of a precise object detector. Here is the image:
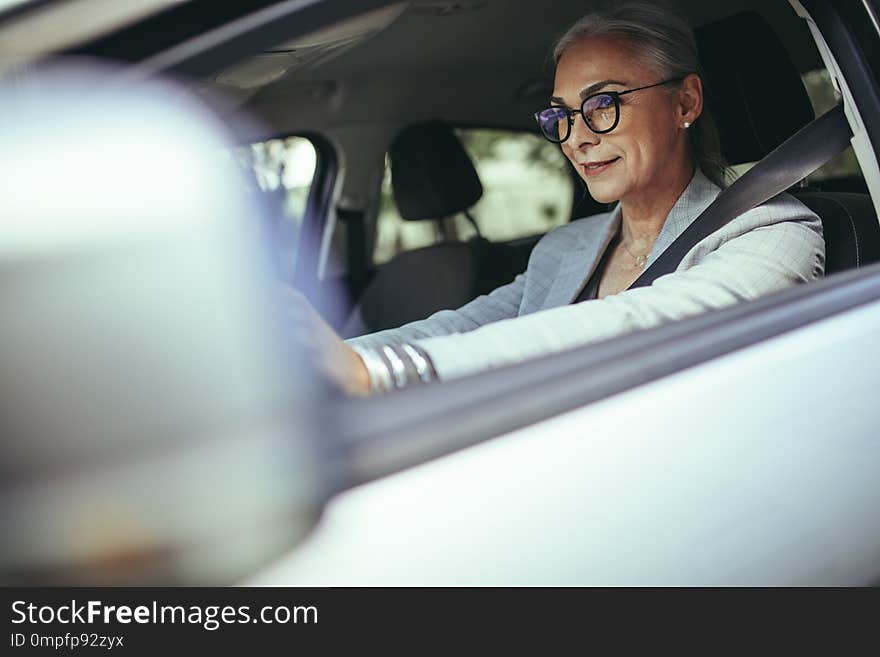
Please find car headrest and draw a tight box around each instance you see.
[696,11,815,165]
[390,120,483,221]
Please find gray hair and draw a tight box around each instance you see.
[553,1,729,188]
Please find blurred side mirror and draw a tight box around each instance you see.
[0,62,329,584]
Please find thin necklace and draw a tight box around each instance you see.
[620,239,650,267]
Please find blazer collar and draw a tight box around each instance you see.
[542,208,619,309]
[545,168,721,308]
[645,167,721,268]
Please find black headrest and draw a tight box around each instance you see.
[390,120,483,221]
[696,11,815,164]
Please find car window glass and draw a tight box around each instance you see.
[233,136,318,272]
[234,135,318,223]
[373,129,573,266]
[800,68,863,185]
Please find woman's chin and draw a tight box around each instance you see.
[584,179,622,204]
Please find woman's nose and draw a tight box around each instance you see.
[569,113,599,149]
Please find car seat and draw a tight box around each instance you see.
[342,120,526,337]
[697,11,880,274]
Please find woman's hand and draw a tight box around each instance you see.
[282,288,371,396]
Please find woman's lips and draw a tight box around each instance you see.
[582,157,620,177]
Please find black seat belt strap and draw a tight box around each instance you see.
[629,103,853,289]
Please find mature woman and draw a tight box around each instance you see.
[300,1,824,396]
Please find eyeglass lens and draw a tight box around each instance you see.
[537,93,618,142]
[582,93,617,132]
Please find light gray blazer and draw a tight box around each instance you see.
[349,169,825,380]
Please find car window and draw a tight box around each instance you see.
[800,68,863,186]
[373,129,573,266]
[233,135,319,273]
[234,135,318,225]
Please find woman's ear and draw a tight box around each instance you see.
[678,73,703,126]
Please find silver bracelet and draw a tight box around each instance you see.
[350,345,393,394]
[350,342,436,394]
[381,345,408,389]
[401,343,432,383]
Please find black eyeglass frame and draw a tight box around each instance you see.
[535,76,686,143]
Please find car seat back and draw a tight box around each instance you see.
[698,11,880,275]
[343,120,525,337]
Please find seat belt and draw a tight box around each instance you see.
[629,103,853,289]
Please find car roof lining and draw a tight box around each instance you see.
[217,0,823,135]
[187,1,828,216]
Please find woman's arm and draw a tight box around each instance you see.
[287,267,528,396]
[414,197,825,380]
[346,270,528,351]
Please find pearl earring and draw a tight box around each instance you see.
[683,121,691,128]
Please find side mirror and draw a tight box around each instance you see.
[0,62,329,584]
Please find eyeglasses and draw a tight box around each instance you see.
[534,77,685,143]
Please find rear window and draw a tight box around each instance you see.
[374,128,573,265]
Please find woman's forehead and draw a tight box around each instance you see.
[554,35,648,92]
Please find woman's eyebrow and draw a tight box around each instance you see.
[579,79,627,98]
[550,79,628,106]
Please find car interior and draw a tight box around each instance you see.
[149,0,880,335]
[24,0,876,486]
[4,0,880,585]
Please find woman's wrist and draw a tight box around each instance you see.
[347,345,376,396]
[348,342,437,395]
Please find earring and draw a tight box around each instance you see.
[683,121,691,128]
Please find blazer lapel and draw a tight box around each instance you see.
[644,168,721,268]
[541,208,621,309]
[536,169,720,311]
